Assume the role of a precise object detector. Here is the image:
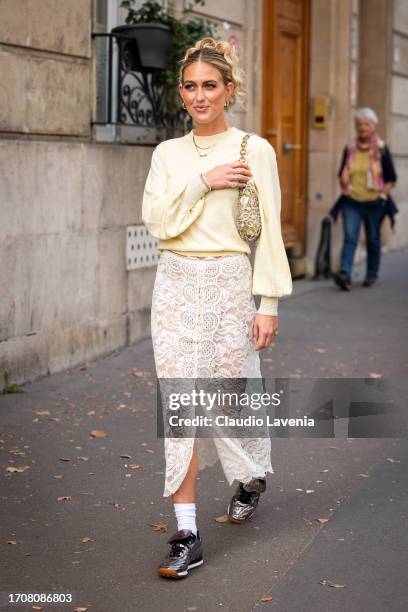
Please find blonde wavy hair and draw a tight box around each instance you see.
[178,37,246,109]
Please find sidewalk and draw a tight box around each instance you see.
[1,248,407,612]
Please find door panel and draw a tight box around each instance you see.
[262,0,309,253]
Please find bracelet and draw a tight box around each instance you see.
[199,173,211,192]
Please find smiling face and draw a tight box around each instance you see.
[355,116,376,140]
[179,60,234,126]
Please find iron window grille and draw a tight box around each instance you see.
[92,31,192,144]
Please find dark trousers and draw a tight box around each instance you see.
[340,197,386,280]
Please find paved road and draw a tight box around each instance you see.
[1,249,407,612]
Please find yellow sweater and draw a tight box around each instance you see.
[350,149,381,201]
[142,125,293,315]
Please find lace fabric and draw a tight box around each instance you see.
[151,250,273,497]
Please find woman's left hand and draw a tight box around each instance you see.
[252,314,279,351]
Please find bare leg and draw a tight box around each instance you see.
[172,440,198,503]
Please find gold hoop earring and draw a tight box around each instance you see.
[181,100,186,110]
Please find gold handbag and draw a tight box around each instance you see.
[235,133,262,242]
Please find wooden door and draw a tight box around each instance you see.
[262,0,309,259]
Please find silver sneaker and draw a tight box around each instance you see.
[227,478,266,523]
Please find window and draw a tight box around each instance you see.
[93,0,177,145]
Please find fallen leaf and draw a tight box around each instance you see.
[129,464,140,470]
[54,475,64,479]
[306,489,315,494]
[87,410,96,416]
[369,372,382,378]
[120,454,132,459]
[81,537,92,543]
[358,473,369,478]
[260,596,273,603]
[132,370,144,378]
[314,348,327,353]
[387,458,400,464]
[217,513,251,524]
[319,579,347,588]
[214,514,232,523]
[32,606,44,610]
[90,430,108,438]
[74,608,88,611]
[111,502,120,508]
[36,410,50,416]
[57,496,72,501]
[151,523,168,533]
[77,456,89,461]
[59,457,72,462]
[6,466,31,473]
[7,540,17,545]
[316,518,329,524]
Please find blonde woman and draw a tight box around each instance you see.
[142,37,292,578]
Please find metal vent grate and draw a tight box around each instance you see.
[126,225,159,270]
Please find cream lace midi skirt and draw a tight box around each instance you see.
[151,250,273,497]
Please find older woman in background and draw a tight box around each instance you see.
[331,107,398,290]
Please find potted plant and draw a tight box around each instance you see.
[115,0,219,102]
[112,1,173,72]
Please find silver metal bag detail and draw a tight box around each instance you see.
[235,133,262,242]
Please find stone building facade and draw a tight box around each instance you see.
[1,0,407,386]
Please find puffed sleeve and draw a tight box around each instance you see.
[142,142,208,240]
[249,137,293,315]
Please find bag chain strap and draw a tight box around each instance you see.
[239,133,250,164]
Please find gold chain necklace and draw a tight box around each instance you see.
[192,135,217,157]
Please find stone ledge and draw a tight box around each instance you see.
[0,310,151,387]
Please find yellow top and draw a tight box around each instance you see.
[350,149,381,201]
[142,125,293,315]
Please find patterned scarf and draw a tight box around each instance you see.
[341,131,385,191]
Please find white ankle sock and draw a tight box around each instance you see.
[174,502,197,536]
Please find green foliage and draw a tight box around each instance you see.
[120,0,172,26]
[3,370,24,394]
[119,0,219,107]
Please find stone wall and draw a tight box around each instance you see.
[306,0,408,275]
[0,1,156,386]
[306,0,354,274]
[389,0,408,246]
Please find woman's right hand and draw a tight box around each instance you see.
[340,180,351,195]
[203,161,252,190]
